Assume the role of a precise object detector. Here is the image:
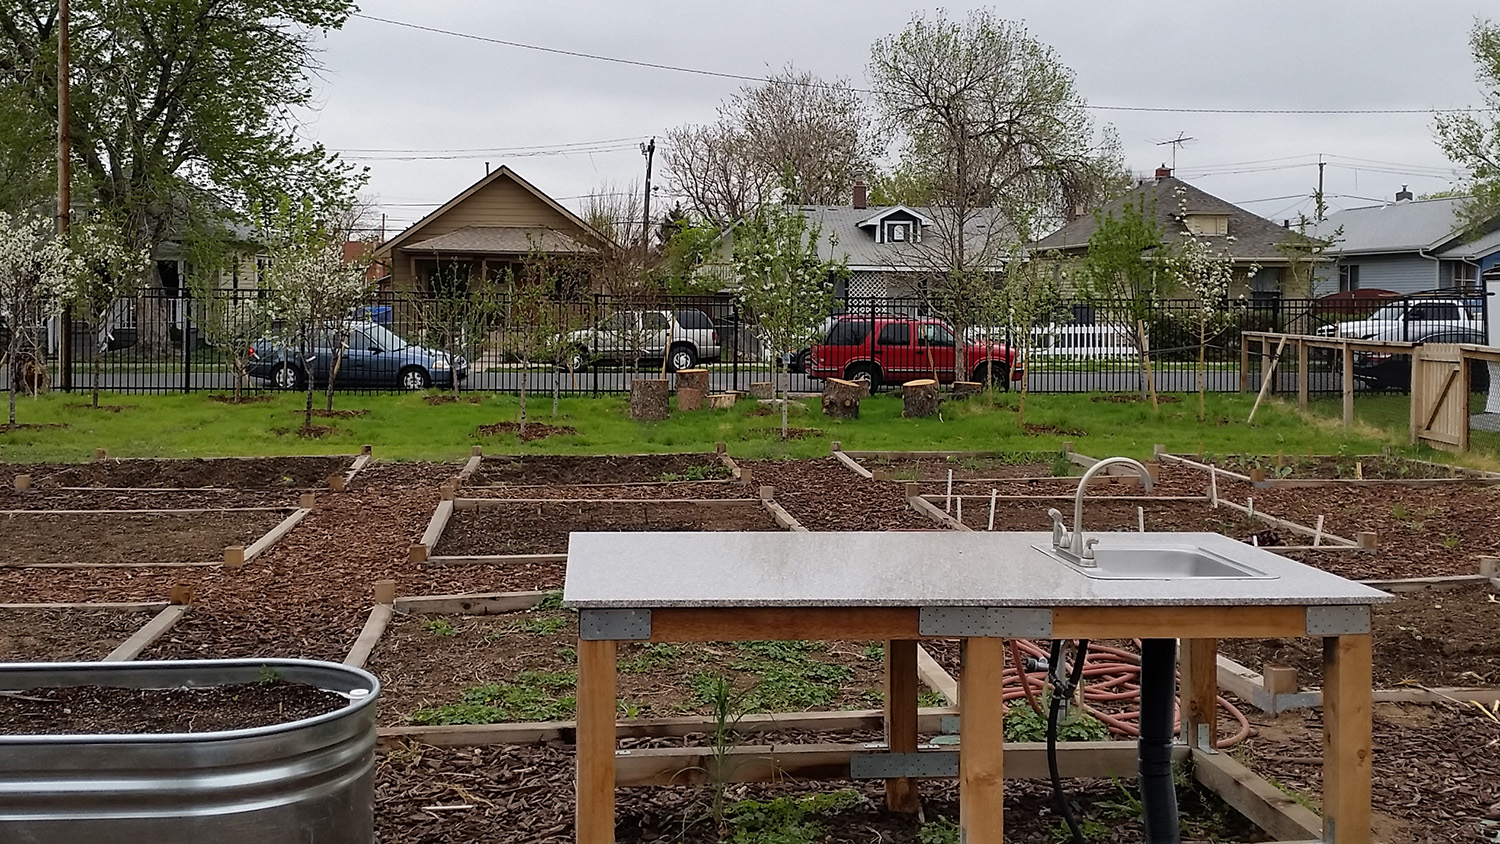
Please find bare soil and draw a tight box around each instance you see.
[0,681,346,735]
[952,494,1269,537]
[0,606,158,660]
[1195,453,1492,481]
[433,501,780,556]
[740,458,934,531]
[1220,584,1500,689]
[375,744,1265,844]
[467,454,730,486]
[25,456,353,489]
[1241,703,1500,841]
[460,480,751,500]
[368,610,886,727]
[477,421,579,441]
[853,453,1060,481]
[0,510,292,565]
[0,488,296,510]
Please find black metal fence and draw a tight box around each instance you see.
[27,288,1487,397]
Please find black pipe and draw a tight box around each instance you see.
[1138,638,1181,844]
[1047,640,1091,844]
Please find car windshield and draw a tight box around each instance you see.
[362,323,411,351]
[1369,304,1404,321]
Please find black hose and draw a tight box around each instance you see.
[1046,639,1090,844]
[1138,638,1181,844]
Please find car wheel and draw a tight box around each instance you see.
[399,366,432,391]
[844,362,881,391]
[271,364,303,391]
[668,343,698,372]
[971,362,1010,391]
[790,349,809,374]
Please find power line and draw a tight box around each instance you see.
[336,136,650,154]
[352,12,1487,116]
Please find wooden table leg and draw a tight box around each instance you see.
[1323,634,1372,844]
[960,637,1005,842]
[577,639,617,844]
[1180,638,1218,750]
[884,639,920,813]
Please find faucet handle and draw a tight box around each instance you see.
[1082,537,1100,559]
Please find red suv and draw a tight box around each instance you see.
[807,315,1021,389]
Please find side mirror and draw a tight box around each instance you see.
[368,347,382,354]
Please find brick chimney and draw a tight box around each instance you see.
[1155,165,1172,181]
[852,180,867,209]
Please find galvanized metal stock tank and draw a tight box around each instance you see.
[0,658,380,844]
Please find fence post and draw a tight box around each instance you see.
[1239,335,1250,394]
[732,300,740,394]
[59,305,73,393]
[181,293,192,394]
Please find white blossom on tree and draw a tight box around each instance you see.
[54,219,151,409]
[732,205,846,439]
[0,212,67,425]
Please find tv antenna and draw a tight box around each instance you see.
[1154,133,1195,170]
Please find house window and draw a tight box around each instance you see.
[255,256,273,287]
[1338,264,1360,293]
[887,222,910,242]
[1454,262,1478,293]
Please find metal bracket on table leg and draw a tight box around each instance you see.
[579,608,652,640]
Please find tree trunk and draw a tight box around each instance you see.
[552,367,560,417]
[675,367,709,394]
[1197,321,1207,423]
[303,380,315,433]
[901,379,942,418]
[952,381,983,400]
[1137,319,1159,411]
[677,387,705,411]
[629,378,669,421]
[821,377,863,419]
[780,368,789,440]
[519,367,529,437]
[91,358,100,408]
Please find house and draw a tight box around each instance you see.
[1030,167,1315,299]
[1311,188,1500,296]
[793,181,1011,300]
[375,165,615,293]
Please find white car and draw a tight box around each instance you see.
[1316,297,1484,342]
[560,308,721,372]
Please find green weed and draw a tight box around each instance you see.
[619,643,682,674]
[409,671,576,725]
[533,591,564,610]
[917,818,959,844]
[1003,698,1110,743]
[513,614,568,635]
[422,618,458,637]
[861,644,884,661]
[658,464,731,482]
[725,790,865,844]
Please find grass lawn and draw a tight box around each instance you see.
[0,387,1410,464]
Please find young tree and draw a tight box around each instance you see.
[997,249,1064,425]
[1078,196,1171,408]
[183,226,274,403]
[260,198,370,433]
[732,205,846,439]
[424,260,501,399]
[1174,236,1242,422]
[0,212,66,425]
[54,218,151,408]
[1436,20,1500,233]
[504,253,566,438]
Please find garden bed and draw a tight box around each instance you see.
[458,481,749,501]
[432,501,779,557]
[466,454,732,486]
[851,451,1064,481]
[0,605,160,660]
[0,680,345,734]
[1187,452,1497,481]
[740,459,934,531]
[22,456,355,489]
[366,608,889,728]
[0,510,294,565]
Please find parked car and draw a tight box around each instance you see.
[1352,328,1491,392]
[248,320,467,391]
[1316,296,1484,342]
[560,308,720,372]
[807,315,1021,389]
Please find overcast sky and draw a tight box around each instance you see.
[302,1,1497,239]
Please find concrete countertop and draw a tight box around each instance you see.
[562,531,1392,609]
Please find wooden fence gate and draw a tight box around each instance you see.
[1411,343,1469,451]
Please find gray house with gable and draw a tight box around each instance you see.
[1313,189,1500,296]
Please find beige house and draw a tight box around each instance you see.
[376,165,615,293]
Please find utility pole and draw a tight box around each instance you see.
[56,0,72,392]
[640,137,655,253]
[1315,155,1327,223]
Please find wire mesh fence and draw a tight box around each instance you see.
[22,288,1487,397]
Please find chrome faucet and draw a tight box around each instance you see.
[1049,456,1156,566]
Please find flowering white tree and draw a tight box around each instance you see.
[732,205,846,439]
[1176,235,1249,423]
[0,212,67,425]
[55,220,151,409]
[260,199,371,433]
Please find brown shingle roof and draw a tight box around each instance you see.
[401,226,594,255]
[1031,176,1313,263]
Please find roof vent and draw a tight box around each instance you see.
[1395,185,1413,202]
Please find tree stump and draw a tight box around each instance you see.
[629,379,670,421]
[706,392,738,410]
[678,387,706,411]
[675,368,709,394]
[749,381,775,400]
[821,378,864,419]
[901,379,942,418]
[952,381,984,400]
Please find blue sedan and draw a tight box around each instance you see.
[248,321,467,391]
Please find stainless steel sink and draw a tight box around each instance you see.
[1036,543,1278,581]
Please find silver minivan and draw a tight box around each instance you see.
[561,308,721,371]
